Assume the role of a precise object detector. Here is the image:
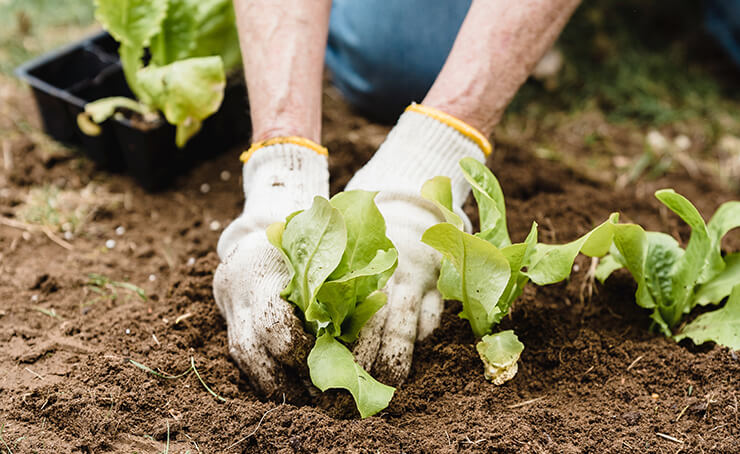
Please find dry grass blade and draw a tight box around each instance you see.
[507,396,545,409]
[32,306,62,320]
[190,357,227,402]
[128,359,190,380]
[227,394,286,450]
[655,432,683,444]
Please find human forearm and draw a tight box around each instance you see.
[234,0,332,142]
[423,0,581,136]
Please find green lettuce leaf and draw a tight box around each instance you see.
[421,176,464,230]
[269,192,398,418]
[94,0,167,49]
[150,0,198,66]
[190,0,241,70]
[459,157,511,248]
[338,291,387,343]
[476,330,524,385]
[422,223,511,337]
[675,285,740,350]
[694,253,740,306]
[494,222,538,324]
[137,57,226,147]
[279,196,346,318]
[317,249,397,335]
[308,334,395,418]
[523,214,618,285]
[703,201,740,283]
[655,189,712,311]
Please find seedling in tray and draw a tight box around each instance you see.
[421,158,619,383]
[80,0,241,147]
[267,191,398,418]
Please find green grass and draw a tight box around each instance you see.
[507,0,740,132]
[0,0,96,74]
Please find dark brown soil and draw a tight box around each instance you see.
[1,85,738,454]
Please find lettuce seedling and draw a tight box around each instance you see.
[81,0,241,147]
[267,191,398,418]
[422,158,618,383]
[596,190,740,349]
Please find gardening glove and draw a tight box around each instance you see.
[346,104,492,385]
[213,137,329,397]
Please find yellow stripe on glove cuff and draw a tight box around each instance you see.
[405,104,492,157]
[240,136,329,163]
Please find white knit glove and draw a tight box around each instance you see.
[213,138,329,397]
[346,104,491,385]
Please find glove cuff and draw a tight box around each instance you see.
[218,141,329,259]
[346,104,489,209]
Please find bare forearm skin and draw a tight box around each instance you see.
[423,0,582,137]
[234,0,332,143]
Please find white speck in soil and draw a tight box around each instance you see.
[63,231,73,241]
[31,294,38,302]
[573,264,580,272]
[209,220,221,231]
[115,226,126,236]
[162,318,169,324]
[200,183,211,194]
[148,274,156,282]
[125,328,131,335]
[105,239,116,249]
[220,170,231,181]
[187,257,196,266]
[22,231,31,241]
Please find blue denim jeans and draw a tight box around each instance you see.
[326,0,740,121]
[706,0,740,66]
[326,0,471,121]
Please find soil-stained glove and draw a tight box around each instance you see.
[213,137,329,397]
[345,104,492,385]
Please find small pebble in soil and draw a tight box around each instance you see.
[125,328,131,335]
[573,264,580,272]
[31,294,38,302]
[209,220,221,231]
[651,393,659,400]
[105,239,116,249]
[63,231,73,241]
[115,226,126,236]
[220,170,231,181]
[200,183,211,194]
[162,318,169,324]
[22,231,31,241]
[187,257,196,266]
[148,274,156,282]
[674,134,691,151]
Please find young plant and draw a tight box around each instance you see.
[421,158,618,383]
[80,0,241,147]
[267,191,398,418]
[596,190,740,349]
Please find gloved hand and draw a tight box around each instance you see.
[213,138,329,397]
[346,104,492,385]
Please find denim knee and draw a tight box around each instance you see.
[326,0,471,121]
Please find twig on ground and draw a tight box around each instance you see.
[227,394,286,450]
[24,367,43,380]
[0,216,73,250]
[655,432,683,444]
[461,435,486,445]
[507,396,545,409]
[627,355,643,371]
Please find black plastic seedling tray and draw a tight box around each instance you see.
[15,32,250,191]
